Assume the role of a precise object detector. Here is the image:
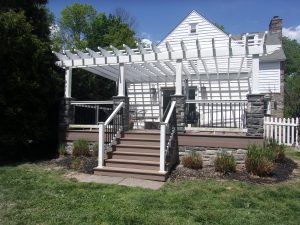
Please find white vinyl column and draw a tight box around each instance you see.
[251,54,259,94]
[64,68,72,98]
[175,59,183,95]
[118,63,125,97]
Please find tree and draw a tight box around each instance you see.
[0,1,62,161]
[282,37,300,117]
[86,13,136,49]
[112,7,138,31]
[60,3,96,49]
[55,3,137,101]
[282,37,300,76]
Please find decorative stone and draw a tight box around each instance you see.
[171,95,186,133]
[246,94,265,137]
[113,96,129,131]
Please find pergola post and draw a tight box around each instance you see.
[246,54,265,136]
[59,67,74,146]
[172,59,186,133]
[251,54,259,94]
[175,59,183,95]
[65,68,72,98]
[113,63,129,131]
[118,63,125,97]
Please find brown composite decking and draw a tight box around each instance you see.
[66,129,263,149]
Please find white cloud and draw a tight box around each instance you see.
[283,25,300,42]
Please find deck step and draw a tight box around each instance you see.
[94,167,167,181]
[110,151,160,161]
[118,138,160,146]
[105,159,159,170]
[115,144,160,153]
[123,132,160,139]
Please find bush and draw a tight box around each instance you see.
[245,144,274,176]
[58,144,67,157]
[265,139,286,162]
[128,120,134,130]
[71,157,83,170]
[182,150,203,170]
[92,143,98,157]
[214,151,236,174]
[72,139,90,157]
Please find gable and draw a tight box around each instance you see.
[158,10,229,52]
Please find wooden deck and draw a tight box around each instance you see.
[66,129,263,149]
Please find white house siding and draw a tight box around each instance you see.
[258,62,281,94]
[128,79,250,127]
[158,11,230,52]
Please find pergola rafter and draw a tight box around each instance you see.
[53,35,280,97]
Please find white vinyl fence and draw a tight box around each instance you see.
[264,117,299,146]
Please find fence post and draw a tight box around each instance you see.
[98,122,105,168]
[160,123,166,173]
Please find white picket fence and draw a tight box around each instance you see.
[264,117,299,146]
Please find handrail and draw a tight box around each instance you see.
[161,100,171,122]
[186,99,247,104]
[160,100,177,173]
[71,101,113,105]
[104,102,124,126]
[97,101,124,168]
[164,101,176,123]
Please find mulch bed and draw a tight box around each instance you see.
[170,157,299,184]
[40,156,98,174]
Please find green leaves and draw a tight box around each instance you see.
[283,37,300,117]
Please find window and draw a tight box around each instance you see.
[190,23,197,34]
[200,86,207,100]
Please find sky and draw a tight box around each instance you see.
[48,0,300,43]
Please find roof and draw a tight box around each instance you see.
[232,32,286,62]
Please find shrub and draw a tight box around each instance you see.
[214,151,236,174]
[265,139,286,162]
[58,144,66,157]
[182,150,203,170]
[72,139,90,157]
[245,144,274,176]
[92,143,98,157]
[128,120,134,130]
[71,157,83,170]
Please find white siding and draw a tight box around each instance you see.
[158,11,229,52]
[258,62,280,93]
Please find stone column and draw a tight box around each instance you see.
[113,96,129,132]
[58,97,75,144]
[246,94,265,136]
[171,95,186,133]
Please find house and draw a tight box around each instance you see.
[54,10,285,181]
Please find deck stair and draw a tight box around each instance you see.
[94,130,168,181]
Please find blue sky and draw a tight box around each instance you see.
[48,0,300,42]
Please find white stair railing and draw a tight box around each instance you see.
[160,100,177,173]
[97,102,124,168]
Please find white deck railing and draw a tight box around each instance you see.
[264,117,299,146]
[97,102,124,168]
[160,101,177,173]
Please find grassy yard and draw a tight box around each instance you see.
[1,152,300,225]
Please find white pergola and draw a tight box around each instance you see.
[54,32,280,99]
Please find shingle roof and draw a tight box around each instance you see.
[232,32,286,62]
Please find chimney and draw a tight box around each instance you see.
[269,16,282,41]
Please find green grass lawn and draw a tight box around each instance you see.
[1,151,300,225]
